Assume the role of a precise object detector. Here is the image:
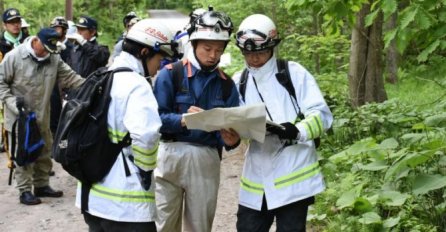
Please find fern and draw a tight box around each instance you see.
[417,40,440,62]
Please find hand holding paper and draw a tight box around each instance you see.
[183,104,267,143]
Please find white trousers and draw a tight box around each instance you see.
[155,142,220,232]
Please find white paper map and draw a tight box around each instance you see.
[183,103,267,143]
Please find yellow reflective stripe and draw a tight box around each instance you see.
[240,177,264,195]
[274,162,321,189]
[133,144,158,170]
[134,156,157,170]
[301,115,323,139]
[132,144,157,157]
[89,183,155,203]
[303,121,314,139]
[108,128,127,143]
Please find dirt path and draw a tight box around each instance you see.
[0,144,246,232]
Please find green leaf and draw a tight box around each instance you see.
[359,212,382,224]
[329,138,377,163]
[379,190,410,206]
[384,28,398,49]
[424,112,446,127]
[383,216,400,228]
[412,174,446,195]
[417,40,440,62]
[384,151,432,180]
[416,9,433,30]
[378,138,399,150]
[353,197,374,213]
[400,6,418,29]
[358,160,388,171]
[365,9,380,27]
[336,190,356,209]
[382,0,397,21]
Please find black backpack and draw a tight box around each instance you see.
[239,59,320,147]
[52,67,132,211]
[8,103,45,185]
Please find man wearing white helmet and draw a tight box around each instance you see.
[76,19,179,232]
[153,8,240,232]
[233,14,333,232]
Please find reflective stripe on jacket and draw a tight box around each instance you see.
[75,52,161,222]
[233,56,333,210]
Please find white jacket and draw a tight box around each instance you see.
[75,52,161,222]
[233,56,333,210]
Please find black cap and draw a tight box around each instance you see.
[37,27,61,53]
[75,15,97,30]
[3,8,22,23]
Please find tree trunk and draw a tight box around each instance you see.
[385,12,399,84]
[65,0,73,20]
[348,1,387,108]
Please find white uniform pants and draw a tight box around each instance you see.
[155,142,220,232]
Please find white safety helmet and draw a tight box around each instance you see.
[235,14,281,52]
[126,19,179,58]
[188,9,233,42]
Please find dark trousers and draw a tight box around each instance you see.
[236,195,314,232]
[83,212,156,232]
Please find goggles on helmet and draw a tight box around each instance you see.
[195,11,233,32]
[236,29,280,51]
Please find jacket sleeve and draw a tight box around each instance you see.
[153,68,185,134]
[289,62,333,141]
[81,42,110,68]
[123,79,161,171]
[0,54,18,115]
[56,58,85,90]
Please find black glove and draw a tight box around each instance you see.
[138,168,153,190]
[267,122,299,140]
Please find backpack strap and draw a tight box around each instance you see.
[239,69,249,102]
[169,60,233,101]
[218,69,233,101]
[275,59,297,101]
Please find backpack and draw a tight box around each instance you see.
[166,60,234,158]
[12,110,45,166]
[239,59,320,148]
[52,67,132,184]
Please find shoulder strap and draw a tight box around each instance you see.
[239,69,249,102]
[218,70,233,102]
[275,59,296,101]
[171,61,185,94]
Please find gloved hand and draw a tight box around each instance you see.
[267,122,299,140]
[138,168,153,190]
[66,33,86,46]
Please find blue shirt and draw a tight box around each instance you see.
[153,61,239,148]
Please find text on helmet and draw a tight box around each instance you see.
[145,27,168,42]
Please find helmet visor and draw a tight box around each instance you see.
[236,29,279,51]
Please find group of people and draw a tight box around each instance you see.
[0,6,333,232]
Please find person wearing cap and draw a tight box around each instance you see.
[77,19,179,232]
[65,15,109,77]
[110,12,140,63]
[0,8,25,163]
[153,8,240,232]
[0,8,26,61]
[0,27,85,206]
[20,18,30,39]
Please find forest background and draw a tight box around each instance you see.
[0,0,445,231]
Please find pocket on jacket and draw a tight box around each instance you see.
[175,94,194,113]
